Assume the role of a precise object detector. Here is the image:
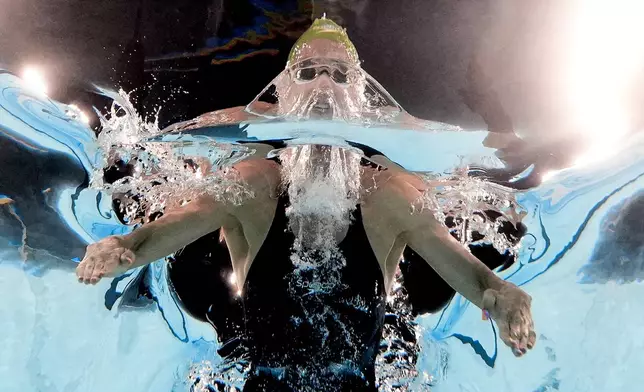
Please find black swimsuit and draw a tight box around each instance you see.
[241,193,385,391]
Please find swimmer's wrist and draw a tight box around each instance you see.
[118,228,148,252]
[479,270,506,297]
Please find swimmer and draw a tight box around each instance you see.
[78,18,535,390]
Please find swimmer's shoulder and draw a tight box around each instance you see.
[232,158,281,200]
[361,155,427,194]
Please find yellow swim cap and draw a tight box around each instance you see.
[287,18,359,67]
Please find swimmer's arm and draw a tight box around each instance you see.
[78,160,276,284]
[117,160,276,268]
[377,174,536,355]
[402,214,505,309]
[77,196,235,284]
[381,177,505,309]
[120,196,235,268]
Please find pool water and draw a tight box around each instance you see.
[1,70,644,391]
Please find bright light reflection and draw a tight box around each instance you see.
[68,104,90,124]
[21,66,48,96]
[228,272,237,286]
[564,0,644,165]
[541,170,560,183]
[573,140,621,168]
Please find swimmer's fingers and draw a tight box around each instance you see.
[508,312,528,357]
[519,312,533,353]
[484,286,535,357]
[79,255,98,285]
[89,259,106,285]
[517,324,529,356]
[484,290,521,353]
[77,237,135,284]
[75,258,88,284]
[101,248,136,278]
[508,305,537,357]
[520,297,537,352]
[77,242,101,284]
[497,323,520,356]
[528,326,537,350]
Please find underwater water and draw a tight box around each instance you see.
[1,70,644,392]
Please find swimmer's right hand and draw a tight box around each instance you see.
[482,283,536,357]
[76,236,136,285]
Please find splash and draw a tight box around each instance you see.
[246,58,406,124]
[417,173,524,255]
[280,144,361,259]
[93,88,162,154]
[280,144,362,297]
[181,358,250,392]
[88,88,254,222]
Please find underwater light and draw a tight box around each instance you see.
[21,66,48,96]
[67,104,90,124]
[541,169,562,183]
[564,0,643,162]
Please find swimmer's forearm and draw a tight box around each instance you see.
[120,220,196,268]
[405,223,505,309]
[120,198,231,268]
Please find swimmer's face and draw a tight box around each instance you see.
[276,38,365,120]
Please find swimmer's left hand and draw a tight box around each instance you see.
[482,283,536,357]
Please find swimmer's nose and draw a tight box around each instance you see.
[315,72,334,86]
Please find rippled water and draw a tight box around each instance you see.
[1,69,644,392]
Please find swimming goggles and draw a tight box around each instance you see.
[288,58,359,86]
